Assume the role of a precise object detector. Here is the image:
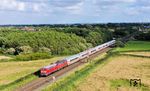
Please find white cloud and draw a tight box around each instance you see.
[0,0,26,11]
[0,0,149,17]
[0,0,48,13]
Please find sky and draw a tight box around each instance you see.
[0,0,150,25]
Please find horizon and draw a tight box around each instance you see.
[1,22,150,26]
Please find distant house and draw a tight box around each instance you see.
[19,26,38,31]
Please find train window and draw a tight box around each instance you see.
[70,57,78,61]
[82,53,88,57]
[91,49,96,53]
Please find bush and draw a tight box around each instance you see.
[39,47,51,54]
[17,46,33,54]
[11,52,52,61]
[116,40,125,47]
[5,48,16,55]
[0,48,5,54]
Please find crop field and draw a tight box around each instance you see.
[122,52,150,57]
[115,41,150,52]
[0,56,65,86]
[0,56,11,60]
[75,55,150,91]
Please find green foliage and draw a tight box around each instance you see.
[115,41,150,52]
[0,30,89,55]
[85,32,103,46]
[110,79,129,89]
[113,28,137,38]
[11,52,52,61]
[39,47,51,54]
[135,31,150,41]
[52,27,113,46]
[5,48,16,55]
[17,46,33,54]
[116,40,125,47]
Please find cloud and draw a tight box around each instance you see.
[50,0,83,8]
[0,0,150,24]
[94,0,136,6]
[0,0,26,11]
[0,0,49,13]
[47,0,84,15]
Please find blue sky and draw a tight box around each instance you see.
[0,0,150,24]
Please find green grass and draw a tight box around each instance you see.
[115,41,150,52]
[110,79,150,91]
[0,56,65,91]
[110,79,129,89]
[0,74,37,91]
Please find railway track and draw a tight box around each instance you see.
[16,48,111,91]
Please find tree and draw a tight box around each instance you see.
[86,32,103,46]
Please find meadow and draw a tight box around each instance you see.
[0,56,65,91]
[0,56,11,60]
[115,41,150,52]
[122,52,150,57]
[75,55,150,91]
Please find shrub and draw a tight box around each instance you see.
[17,46,33,54]
[0,48,5,54]
[116,40,125,47]
[39,47,51,54]
[5,48,16,55]
[12,52,51,61]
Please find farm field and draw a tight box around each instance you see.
[0,56,65,86]
[0,56,11,60]
[122,52,150,57]
[115,41,150,52]
[75,55,150,91]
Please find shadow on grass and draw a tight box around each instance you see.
[34,70,41,77]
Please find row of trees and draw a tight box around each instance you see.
[38,27,113,46]
[135,31,150,41]
[0,29,90,55]
[1,24,140,56]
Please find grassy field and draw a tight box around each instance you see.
[115,41,150,52]
[0,56,65,90]
[122,52,150,57]
[75,55,150,91]
[0,56,11,60]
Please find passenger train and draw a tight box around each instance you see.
[40,40,116,76]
